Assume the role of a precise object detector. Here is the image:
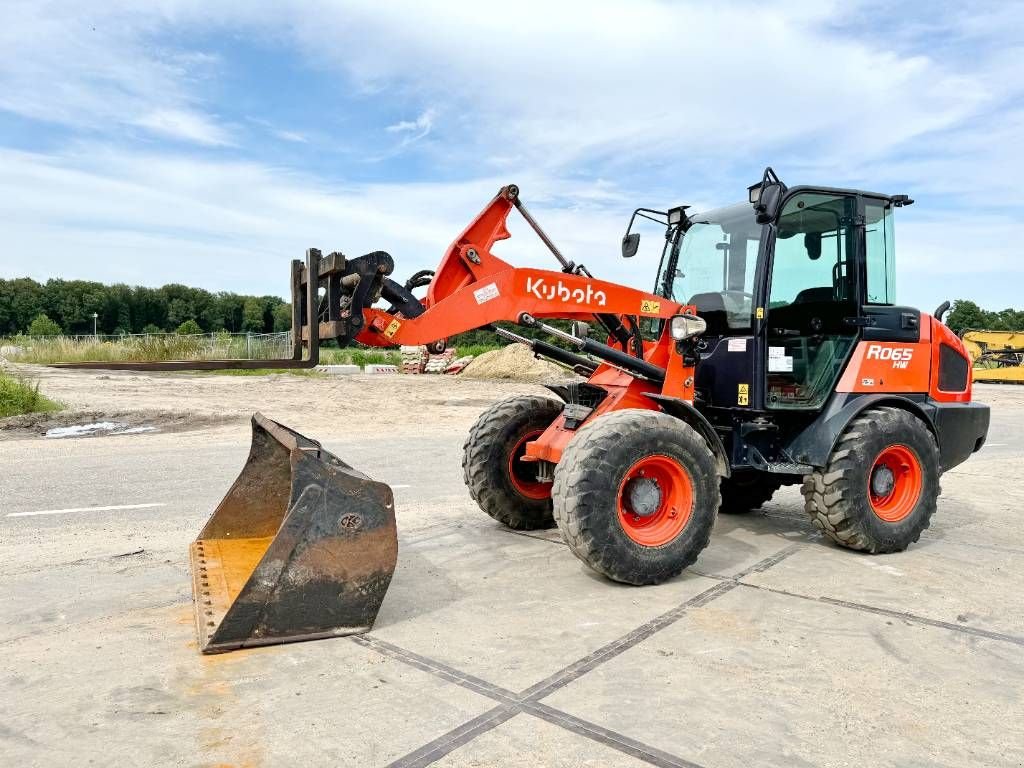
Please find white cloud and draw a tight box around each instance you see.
[1,0,1023,312]
[385,109,435,136]
[133,109,233,146]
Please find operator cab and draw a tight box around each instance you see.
[636,168,915,418]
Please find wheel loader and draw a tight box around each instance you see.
[58,168,990,649]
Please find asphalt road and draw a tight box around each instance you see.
[2,383,1023,767]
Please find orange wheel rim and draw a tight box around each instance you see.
[616,455,693,547]
[868,444,922,523]
[507,429,549,500]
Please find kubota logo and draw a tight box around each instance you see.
[526,277,607,307]
[866,344,914,369]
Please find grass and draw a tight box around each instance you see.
[207,368,323,377]
[0,335,495,379]
[455,344,501,358]
[1,332,295,365]
[0,373,62,418]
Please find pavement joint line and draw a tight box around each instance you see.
[6,502,167,518]
[505,529,567,546]
[519,579,738,702]
[352,636,521,705]
[356,638,709,767]
[384,704,519,768]
[727,581,1024,647]
[374,546,805,767]
[525,703,707,768]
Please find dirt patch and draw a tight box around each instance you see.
[0,409,242,440]
[461,343,575,381]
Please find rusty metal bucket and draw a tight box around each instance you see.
[191,413,397,653]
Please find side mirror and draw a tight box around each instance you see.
[748,167,787,224]
[804,232,822,260]
[621,232,640,259]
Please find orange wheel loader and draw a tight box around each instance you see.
[58,168,990,647]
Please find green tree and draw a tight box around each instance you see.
[272,303,293,332]
[141,323,163,334]
[946,300,990,334]
[176,319,203,335]
[27,313,62,337]
[242,297,266,332]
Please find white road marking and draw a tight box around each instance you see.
[6,502,167,518]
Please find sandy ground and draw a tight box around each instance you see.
[2,370,1023,767]
[1,365,554,441]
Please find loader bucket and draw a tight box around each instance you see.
[190,413,397,654]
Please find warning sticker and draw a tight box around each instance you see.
[383,319,402,339]
[768,346,785,358]
[755,307,765,319]
[737,383,750,406]
[473,283,500,304]
[768,355,793,372]
[727,338,747,352]
[640,299,661,314]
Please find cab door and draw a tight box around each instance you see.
[763,192,860,410]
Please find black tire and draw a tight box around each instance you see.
[463,394,563,530]
[552,410,720,585]
[719,472,785,514]
[802,406,939,553]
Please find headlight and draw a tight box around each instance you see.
[669,313,706,341]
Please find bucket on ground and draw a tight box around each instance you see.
[190,413,397,653]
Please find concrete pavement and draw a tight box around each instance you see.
[1,383,1022,767]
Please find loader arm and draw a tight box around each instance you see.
[314,184,682,348]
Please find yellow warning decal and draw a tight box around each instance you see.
[737,383,750,406]
[384,319,402,339]
[755,307,764,320]
[640,299,661,314]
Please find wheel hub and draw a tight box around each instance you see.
[870,465,895,499]
[624,477,661,518]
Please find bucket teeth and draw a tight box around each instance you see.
[190,413,397,653]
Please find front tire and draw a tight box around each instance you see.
[802,406,939,553]
[463,395,563,530]
[552,410,721,585]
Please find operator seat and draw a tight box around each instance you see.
[687,292,730,337]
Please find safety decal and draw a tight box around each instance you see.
[384,319,402,339]
[474,283,500,305]
[640,299,661,314]
[737,383,750,406]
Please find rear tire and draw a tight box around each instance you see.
[719,472,784,514]
[552,410,720,585]
[802,406,939,553]
[463,395,563,530]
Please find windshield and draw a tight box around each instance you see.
[656,202,764,333]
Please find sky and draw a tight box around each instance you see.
[1,0,1022,311]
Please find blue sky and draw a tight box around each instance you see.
[1,1,1022,311]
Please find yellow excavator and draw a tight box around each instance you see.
[962,329,1024,383]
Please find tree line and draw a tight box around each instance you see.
[2,275,1015,342]
[944,300,1024,335]
[0,277,291,336]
